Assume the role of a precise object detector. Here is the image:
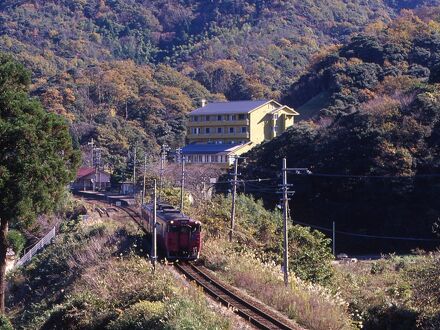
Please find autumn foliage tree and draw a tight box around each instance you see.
[0,54,79,312]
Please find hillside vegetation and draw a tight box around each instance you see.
[242,10,440,252]
[7,201,229,329]
[2,1,440,171]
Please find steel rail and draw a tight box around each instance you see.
[114,205,148,234]
[175,262,298,330]
[80,196,298,329]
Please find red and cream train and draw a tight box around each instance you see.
[141,203,202,260]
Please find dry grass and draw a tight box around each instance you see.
[8,216,231,330]
[202,239,354,330]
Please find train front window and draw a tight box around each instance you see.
[180,226,190,233]
[169,225,199,233]
[169,226,179,232]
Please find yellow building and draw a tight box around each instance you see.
[182,99,299,165]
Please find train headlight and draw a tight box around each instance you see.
[170,221,174,224]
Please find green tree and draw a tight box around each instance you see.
[0,54,79,313]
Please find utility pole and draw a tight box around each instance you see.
[180,154,186,213]
[159,144,168,202]
[152,179,157,273]
[280,158,311,286]
[132,146,137,190]
[88,138,94,167]
[142,155,147,205]
[95,148,102,190]
[282,158,289,286]
[88,138,96,191]
[332,221,336,256]
[229,156,239,242]
[175,147,185,212]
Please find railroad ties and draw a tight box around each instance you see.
[175,262,300,330]
[79,194,301,330]
[114,205,148,233]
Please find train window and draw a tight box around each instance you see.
[180,226,190,233]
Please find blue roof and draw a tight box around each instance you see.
[182,143,243,154]
[189,100,271,115]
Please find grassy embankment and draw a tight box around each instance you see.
[334,253,440,329]
[177,190,439,330]
[6,199,230,330]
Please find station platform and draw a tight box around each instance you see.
[73,190,136,206]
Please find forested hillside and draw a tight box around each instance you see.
[0,0,397,94]
[243,9,440,253]
[2,0,439,171]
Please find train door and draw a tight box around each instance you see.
[178,226,191,252]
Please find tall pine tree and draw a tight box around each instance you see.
[0,54,80,312]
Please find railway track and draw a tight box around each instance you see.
[114,205,147,233]
[82,197,299,330]
[174,262,299,330]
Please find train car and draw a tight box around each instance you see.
[141,203,202,260]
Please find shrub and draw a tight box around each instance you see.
[7,229,26,257]
[190,194,335,285]
[165,292,230,330]
[0,315,13,330]
[289,225,335,285]
[409,253,440,328]
[108,301,166,330]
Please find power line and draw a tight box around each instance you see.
[309,173,440,179]
[294,220,440,242]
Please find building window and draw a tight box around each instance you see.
[232,115,237,120]
[241,127,247,133]
[193,116,198,122]
[206,127,210,134]
[217,127,222,133]
[229,127,234,134]
[225,115,230,121]
[217,115,222,121]
[238,114,245,120]
[206,115,210,121]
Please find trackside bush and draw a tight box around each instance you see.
[8,217,230,330]
[108,301,166,330]
[7,229,26,257]
[189,194,335,285]
[0,315,13,330]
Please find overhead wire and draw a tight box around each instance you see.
[293,220,440,242]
